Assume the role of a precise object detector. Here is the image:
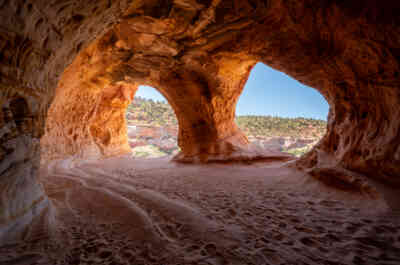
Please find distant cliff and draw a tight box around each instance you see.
[126,97,327,157]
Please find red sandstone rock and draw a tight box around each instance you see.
[1,0,400,242]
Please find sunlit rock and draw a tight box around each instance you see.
[1,0,399,246]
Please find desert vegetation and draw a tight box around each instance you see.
[126,97,327,158]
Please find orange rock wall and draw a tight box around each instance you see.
[0,0,130,242]
[41,36,138,161]
[1,0,400,242]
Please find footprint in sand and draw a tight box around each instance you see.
[300,236,318,247]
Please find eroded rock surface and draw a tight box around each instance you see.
[1,0,400,243]
[40,0,400,177]
[0,0,130,243]
[0,89,50,242]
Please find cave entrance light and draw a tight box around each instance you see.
[126,86,179,159]
[235,63,329,157]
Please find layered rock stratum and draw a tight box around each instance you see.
[125,96,327,158]
[1,0,400,259]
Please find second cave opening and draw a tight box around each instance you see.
[125,63,329,159]
[235,62,329,157]
[126,86,180,158]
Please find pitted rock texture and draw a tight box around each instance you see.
[0,86,50,242]
[1,0,130,243]
[1,0,400,243]
[42,0,400,180]
[41,26,265,162]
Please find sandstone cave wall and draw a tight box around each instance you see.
[1,0,400,243]
[42,0,400,184]
[240,1,400,185]
[0,0,131,242]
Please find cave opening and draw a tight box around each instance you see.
[2,1,400,262]
[235,63,329,157]
[126,85,179,158]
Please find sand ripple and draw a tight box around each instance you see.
[1,157,399,265]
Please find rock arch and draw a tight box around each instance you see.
[1,0,400,242]
[40,29,261,163]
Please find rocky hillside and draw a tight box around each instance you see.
[126,97,327,158]
[126,97,178,126]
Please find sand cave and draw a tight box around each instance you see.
[1,0,400,264]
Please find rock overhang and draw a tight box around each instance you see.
[1,0,400,243]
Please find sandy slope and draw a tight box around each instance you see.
[1,156,400,265]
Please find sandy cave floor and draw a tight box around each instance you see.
[1,156,400,265]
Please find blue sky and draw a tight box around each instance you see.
[135,63,329,120]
